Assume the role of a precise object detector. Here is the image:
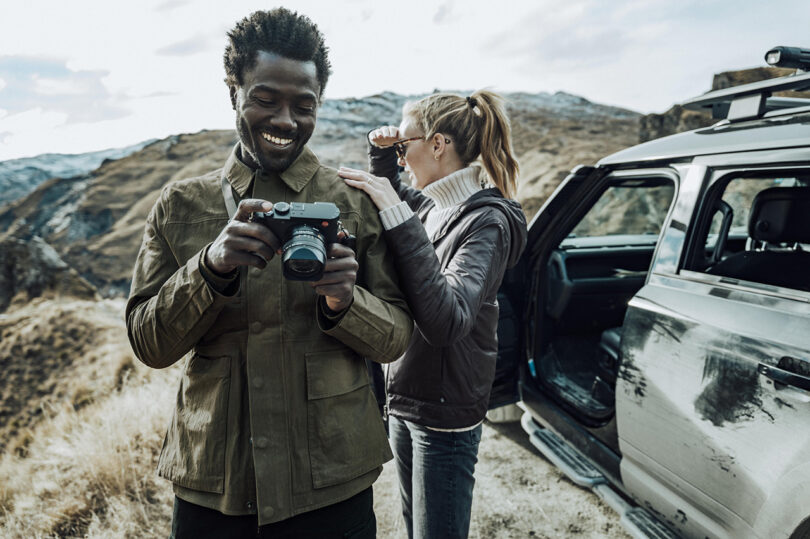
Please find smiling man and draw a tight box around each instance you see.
[125,9,412,538]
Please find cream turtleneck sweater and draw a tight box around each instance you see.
[378,166,483,233]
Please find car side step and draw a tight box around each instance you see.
[526,418,605,487]
[520,412,679,539]
[622,508,679,539]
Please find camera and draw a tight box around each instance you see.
[251,201,351,281]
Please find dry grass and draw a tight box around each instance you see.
[0,363,178,538]
[0,299,134,455]
[0,298,179,538]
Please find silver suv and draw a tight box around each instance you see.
[491,47,810,538]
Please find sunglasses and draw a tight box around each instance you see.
[392,137,423,159]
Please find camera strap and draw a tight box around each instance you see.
[220,170,238,220]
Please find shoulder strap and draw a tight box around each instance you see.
[221,169,238,219]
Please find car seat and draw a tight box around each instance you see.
[707,186,810,291]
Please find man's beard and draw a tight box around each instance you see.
[236,117,299,172]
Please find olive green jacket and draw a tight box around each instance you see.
[125,144,412,525]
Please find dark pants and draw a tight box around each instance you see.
[170,487,375,539]
[388,415,482,539]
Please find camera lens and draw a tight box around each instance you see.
[282,226,327,281]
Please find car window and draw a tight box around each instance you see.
[569,181,675,238]
[710,178,797,233]
[687,173,810,292]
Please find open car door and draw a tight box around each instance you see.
[489,165,609,409]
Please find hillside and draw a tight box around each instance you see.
[0,91,640,299]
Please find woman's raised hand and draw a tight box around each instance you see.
[339,167,402,211]
[368,125,401,148]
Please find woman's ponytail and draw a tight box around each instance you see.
[468,90,519,199]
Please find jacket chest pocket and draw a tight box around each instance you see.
[305,349,390,489]
[166,219,226,265]
[157,351,232,493]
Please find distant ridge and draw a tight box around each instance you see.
[0,91,642,297]
[0,140,157,209]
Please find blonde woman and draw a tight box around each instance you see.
[339,90,527,539]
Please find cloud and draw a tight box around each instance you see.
[0,56,130,124]
[155,0,189,11]
[433,1,454,24]
[155,34,213,57]
[137,90,178,99]
[483,2,635,68]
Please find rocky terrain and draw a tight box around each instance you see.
[0,69,793,537]
[0,140,155,208]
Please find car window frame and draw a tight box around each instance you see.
[566,170,678,241]
[532,167,681,275]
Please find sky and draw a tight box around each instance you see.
[1,0,809,161]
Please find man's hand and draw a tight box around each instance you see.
[205,199,282,275]
[311,239,357,312]
[368,125,400,148]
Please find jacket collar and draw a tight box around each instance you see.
[223,143,321,196]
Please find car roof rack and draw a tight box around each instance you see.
[681,70,810,122]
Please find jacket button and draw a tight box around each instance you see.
[263,506,274,519]
[255,437,268,449]
[440,397,445,403]
[246,501,254,510]
[252,377,264,389]
[250,321,263,333]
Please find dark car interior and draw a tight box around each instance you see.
[530,177,675,430]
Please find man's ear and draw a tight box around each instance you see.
[229,86,238,110]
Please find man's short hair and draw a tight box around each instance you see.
[224,8,331,98]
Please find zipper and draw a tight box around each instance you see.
[383,363,390,421]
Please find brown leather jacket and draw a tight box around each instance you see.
[369,145,527,428]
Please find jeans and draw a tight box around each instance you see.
[170,487,375,539]
[388,415,483,539]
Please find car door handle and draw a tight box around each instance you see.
[758,362,810,392]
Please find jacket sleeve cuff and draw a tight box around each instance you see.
[316,296,351,329]
[379,202,414,230]
[318,285,409,363]
[199,244,240,296]
[367,139,401,184]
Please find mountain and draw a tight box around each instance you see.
[0,91,641,299]
[0,140,157,209]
